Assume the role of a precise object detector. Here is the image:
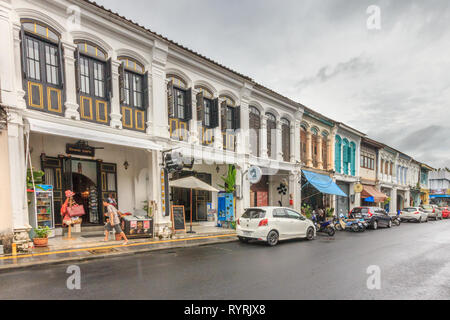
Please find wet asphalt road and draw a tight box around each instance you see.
[1,219,450,300]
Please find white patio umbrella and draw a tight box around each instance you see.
[170,176,220,233]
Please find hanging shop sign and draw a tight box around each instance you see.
[161,168,170,217]
[66,141,96,157]
[248,166,262,184]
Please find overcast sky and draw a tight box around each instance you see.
[95,0,450,168]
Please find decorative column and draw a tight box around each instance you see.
[145,64,153,135]
[276,119,283,161]
[189,88,199,144]
[317,135,323,169]
[110,59,122,129]
[213,95,222,150]
[61,41,80,120]
[293,110,303,163]
[306,131,313,167]
[289,171,301,211]
[8,112,28,229]
[11,22,26,110]
[150,40,169,138]
[390,187,398,214]
[260,114,268,159]
[290,122,296,163]
[326,137,332,170]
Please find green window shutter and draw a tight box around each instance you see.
[335,141,341,173]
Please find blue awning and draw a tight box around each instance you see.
[302,170,347,197]
[430,195,450,199]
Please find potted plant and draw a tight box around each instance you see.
[33,226,51,247]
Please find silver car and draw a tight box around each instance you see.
[400,207,428,223]
[421,204,443,220]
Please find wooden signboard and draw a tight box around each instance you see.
[171,205,186,232]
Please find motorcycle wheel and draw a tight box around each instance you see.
[335,223,342,231]
[351,224,359,232]
[394,219,401,226]
[327,227,335,237]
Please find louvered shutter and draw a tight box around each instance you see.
[335,141,341,173]
[20,25,28,79]
[211,98,219,128]
[74,48,81,93]
[220,100,227,131]
[234,106,241,129]
[185,88,192,121]
[196,91,205,126]
[119,62,125,104]
[143,71,149,109]
[57,40,65,87]
[106,58,112,100]
[167,80,174,118]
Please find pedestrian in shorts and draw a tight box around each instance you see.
[103,200,128,245]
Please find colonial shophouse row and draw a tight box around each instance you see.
[0,0,434,239]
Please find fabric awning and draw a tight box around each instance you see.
[26,118,162,151]
[361,185,388,203]
[302,170,347,197]
[170,176,220,192]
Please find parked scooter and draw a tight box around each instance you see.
[312,214,335,236]
[334,214,366,232]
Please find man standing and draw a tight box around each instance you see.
[103,200,128,245]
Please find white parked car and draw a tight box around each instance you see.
[421,204,443,220]
[400,207,428,223]
[236,207,316,246]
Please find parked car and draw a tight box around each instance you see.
[237,207,316,246]
[349,207,392,230]
[440,207,450,219]
[420,204,442,220]
[400,207,428,223]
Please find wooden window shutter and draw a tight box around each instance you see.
[211,98,219,128]
[143,71,149,109]
[167,80,174,118]
[57,40,65,87]
[74,48,81,93]
[196,91,205,126]
[185,88,192,121]
[106,58,113,100]
[119,62,125,104]
[234,106,241,129]
[220,100,227,131]
[20,25,28,79]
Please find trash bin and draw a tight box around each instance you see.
[121,216,154,238]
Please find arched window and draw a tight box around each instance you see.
[322,132,329,170]
[300,125,307,164]
[249,106,261,157]
[220,95,240,151]
[335,135,342,173]
[281,118,291,162]
[118,56,148,132]
[342,139,350,175]
[195,86,217,131]
[311,127,319,168]
[266,113,276,159]
[75,40,111,125]
[20,19,64,115]
[167,74,192,141]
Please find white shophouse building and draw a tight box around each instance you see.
[0,0,304,236]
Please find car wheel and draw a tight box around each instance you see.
[387,220,392,228]
[306,227,315,240]
[266,230,279,246]
[372,220,378,230]
[238,236,249,243]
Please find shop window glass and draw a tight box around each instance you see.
[107,173,116,191]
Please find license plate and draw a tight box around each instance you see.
[243,231,252,236]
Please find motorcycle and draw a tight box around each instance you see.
[312,215,336,236]
[391,214,401,226]
[334,214,365,232]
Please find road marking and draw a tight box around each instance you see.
[0,234,237,261]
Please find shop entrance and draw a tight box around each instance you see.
[250,175,269,207]
[41,154,117,226]
[335,182,350,216]
[171,171,212,222]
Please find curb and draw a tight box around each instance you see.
[0,237,238,273]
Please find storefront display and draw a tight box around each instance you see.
[121,215,154,238]
[28,185,55,229]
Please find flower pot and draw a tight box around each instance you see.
[33,237,48,247]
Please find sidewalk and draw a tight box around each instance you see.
[0,226,237,272]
